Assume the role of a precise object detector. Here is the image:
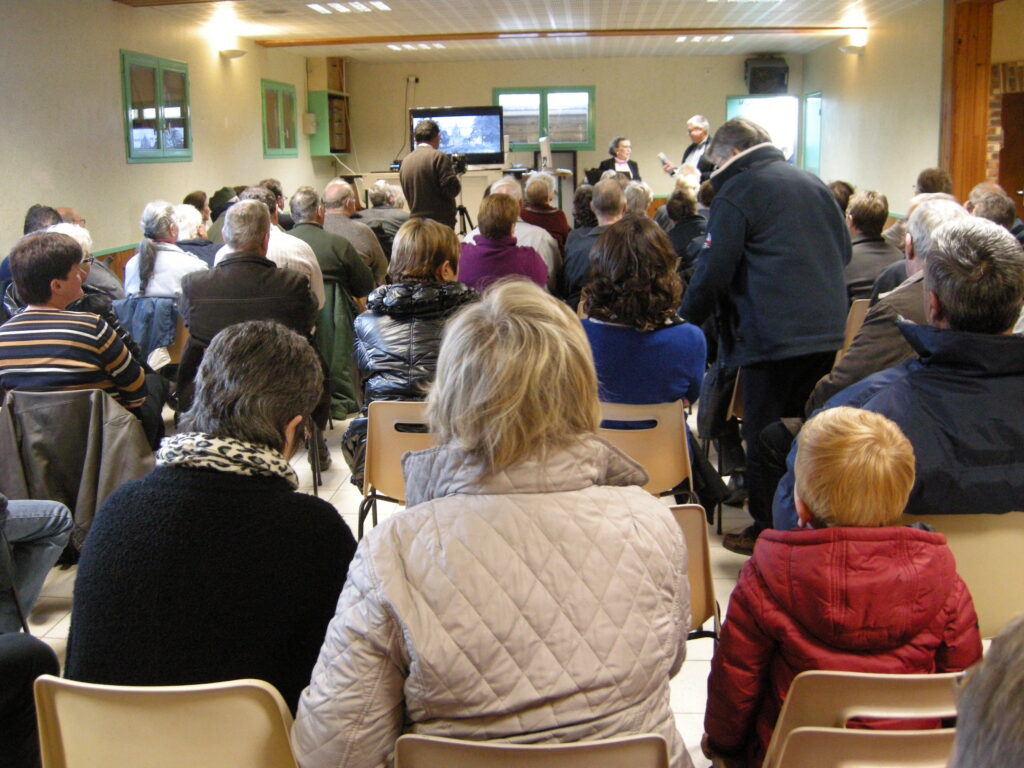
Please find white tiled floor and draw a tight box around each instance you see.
[31,416,752,768]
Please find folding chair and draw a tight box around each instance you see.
[394,733,669,768]
[775,727,956,768]
[598,401,692,499]
[836,298,871,365]
[33,675,298,768]
[671,504,720,642]
[358,400,433,538]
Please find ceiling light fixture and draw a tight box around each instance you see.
[387,44,402,50]
[402,43,416,49]
[369,1,392,9]
[498,33,539,39]
[547,31,587,37]
[327,2,351,11]
[220,48,247,59]
[349,1,371,11]
[722,34,735,41]
[676,35,687,42]
[692,35,704,41]
[432,43,446,48]
[307,3,331,13]
[417,43,430,49]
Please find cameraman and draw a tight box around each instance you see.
[400,119,462,229]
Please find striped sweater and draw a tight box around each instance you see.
[0,308,147,409]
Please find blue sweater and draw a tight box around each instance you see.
[582,318,706,406]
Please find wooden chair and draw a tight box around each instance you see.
[33,675,299,768]
[762,669,961,768]
[598,401,692,498]
[671,504,720,642]
[358,400,433,539]
[775,727,956,768]
[394,733,669,768]
[900,511,1024,637]
[836,298,870,365]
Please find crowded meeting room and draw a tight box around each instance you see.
[1,1,1024,767]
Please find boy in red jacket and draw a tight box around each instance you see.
[702,406,982,767]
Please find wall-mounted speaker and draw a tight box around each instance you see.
[745,57,789,94]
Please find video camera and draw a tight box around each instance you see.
[449,153,468,175]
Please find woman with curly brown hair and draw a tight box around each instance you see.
[581,216,705,407]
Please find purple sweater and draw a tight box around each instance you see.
[458,235,548,292]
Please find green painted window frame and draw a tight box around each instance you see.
[492,86,596,152]
[261,79,299,159]
[120,50,192,164]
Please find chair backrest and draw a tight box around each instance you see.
[394,733,669,768]
[775,727,956,768]
[900,511,1024,638]
[166,311,189,366]
[34,675,298,768]
[726,368,743,421]
[762,670,961,768]
[670,504,716,632]
[598,401,691,496]
[836,298,871,364]
[363,400,434,501]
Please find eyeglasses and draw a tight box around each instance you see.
[80,256,95,265]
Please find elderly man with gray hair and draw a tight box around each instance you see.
[463,176,561,291]
[355,180,410,249]
[774,216,1024,530]
[323,178,388,285]
[289,185,376,418]
[662,114,714,182]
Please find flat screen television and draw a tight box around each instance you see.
[409,105,504,166]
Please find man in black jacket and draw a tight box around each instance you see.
[681,118,850,554]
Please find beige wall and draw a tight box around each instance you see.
[0,0,317,250]
[992,0,1024,63]
[346,55,803,205]
[803,0,945,215]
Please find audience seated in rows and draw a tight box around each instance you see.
[260,177,295,230]
[882,166,954,250]
[775,217,1024,529]
[355,180,410,257]
[323,178,388,285]
[65,320,356,713]
[0,231,165,447]
[843,190,903,301]
[561,178,626,309]
[293,280,694,768]
[289,185,376,419]
[458,193,548,291]
[341,218,477,488]
[704,407,982,768]
[124,201,208,297]
[520,172,569,251]
[214,186,325,309]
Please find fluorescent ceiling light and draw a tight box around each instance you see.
[498,32,539,39]
[548,31,587,37]
[676,35,687,42]
[418,43,430,49]
[307,3,331,13]
[692,35,703,41]
[327,2,351,11]
[387,44,402,50]
[402,43,416,49]
[349,1,371,11]
[432,43,446,48]
[369,1,391,9]
[722,34,735,41]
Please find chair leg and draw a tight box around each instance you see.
[714,438,724,535]
[358,494,373,540]
[309,430,321,498]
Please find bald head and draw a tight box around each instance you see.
[324,179,356,215]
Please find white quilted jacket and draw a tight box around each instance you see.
[292,436,693,768]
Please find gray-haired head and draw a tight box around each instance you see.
[289,186,322,224]
[707,118,772,166]
[140,201,176,240]
[924,217,1024,334]
[624,180,653,218]
[525,173,555,206]
[324,178,355,210]
[45,222,93,257]
[180,320,323,453]
[686,114,711,134]
[949,614,1024,768]
[966,181,1006,212]
[607,136,629,157]
[222,199,271,252]
[906,195,968,262]
[973,193,1017,231]
[368,180,393,207]
[239,186,278,218]
[489,177,523,203]
[172,203,203,241]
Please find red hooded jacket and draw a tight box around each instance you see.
[704,525,981,767]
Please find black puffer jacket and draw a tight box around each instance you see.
[343,281,477,487]
[354,281,478,404]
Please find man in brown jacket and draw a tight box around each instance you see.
[399,119,461,229]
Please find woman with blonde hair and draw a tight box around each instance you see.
[295,280,694,768]
[340,217,477,487]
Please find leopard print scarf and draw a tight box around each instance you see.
[156,433,298,489]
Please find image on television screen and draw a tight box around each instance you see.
[409,106,504,164]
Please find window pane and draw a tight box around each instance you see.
[546,91,589,144]
[129,64,158,150]
[498,92,540,144]
[265,89,281,150]
[282,90,296,149]
[161,69,188,149]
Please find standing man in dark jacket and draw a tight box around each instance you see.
[680,118,850,554]
[400,119,461,229]
[177,200,319,415]
[289,186,375,418]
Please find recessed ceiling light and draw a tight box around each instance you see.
[418,43,430,49]
[307,3,331,13]
[708,35,719,41]
[402,43,416,49]
[722,34,735,41]
[692,35,704,42]
[369,0,391,9]
[676,35,687,42]
[349,1,371,11]
[387,44,402,50]
[432,42,446,48]
[327,2,351,11]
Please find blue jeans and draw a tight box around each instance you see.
[1,500,73,633]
